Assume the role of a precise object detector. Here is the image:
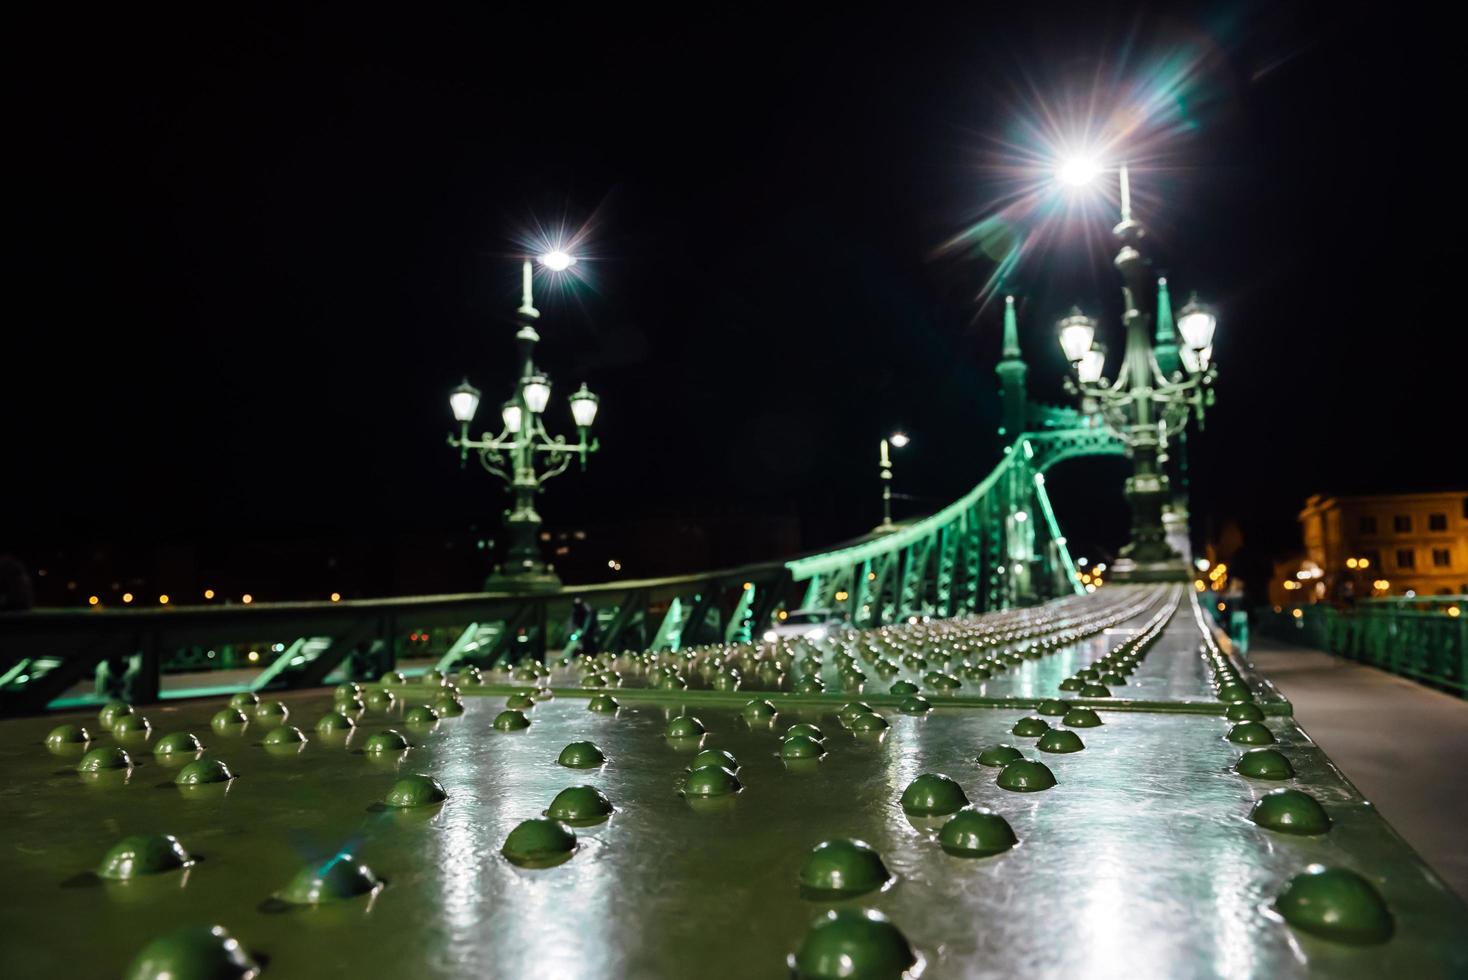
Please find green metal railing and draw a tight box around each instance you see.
[0,431,1122,715]
[1256,596,1468,698]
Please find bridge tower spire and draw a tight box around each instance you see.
[1153,276,1180,378]
[995,294,1028,440]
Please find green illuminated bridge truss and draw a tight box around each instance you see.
[0,429,1123,712]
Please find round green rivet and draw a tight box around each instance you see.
[997,758,1056,792]
[900,773,969,815]
[547,785,614,825]
[1058,677,1085,692]
[211,708,248,733]
[505,692,534,709]
[227,691,259,711]
[849,712,890,733]
[1226,702,1265,722]
[1217,682,1252,703]
[1011,716,1050,737]
[897,695,932,715]
[501,818,577,868]
[742,698,777,723]
[1251,788,1331,835]
[682,764,742,797]
[838,702,875,727]
[432,697,465,717]
[977,744,1023,767]
[781,734,826,759]
[494,709,531,731]
[122,925,259,980]
[1227,721,1276,745]
[588,693,620,713]
[889,680,919,696]
[46,724,90,748]
[938,806,1018,857]
[1236,748,1294,780]
[78,746,132,772]
[1037,698,1070,716]
[558,741,606,768]
[263,725,306,746]
[691,748,739,772]
[380,670,406,685]
[785,723,824,742]
[113,714,151,738]
[421,670,445,687]
[98,701,133,731]
[333,683,362,702]
[98,834,194,880]
[279,852,381,905]
[154,732,203,757]
[1037,729,1084,754]
[364,729,409,753]
[255,701,289,723]
[789,908,916,980]
[175,757,234,785]
[385,773,447,808]
[665,715,706,738]
[1275,865,1394,944]
[1062,707,1103,728]
[316,711,355,734]
[793,676,825,695]
[1080,683,1111,698]
[797,839,893,898]
[366,688,396,710]
[404,705,440,725]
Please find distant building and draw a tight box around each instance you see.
[1286,492,1468,603]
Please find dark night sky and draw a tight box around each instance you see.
[8,2,1461,601]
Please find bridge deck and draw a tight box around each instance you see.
[1,588,1463,978]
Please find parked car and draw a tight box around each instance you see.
[763,608,847,642]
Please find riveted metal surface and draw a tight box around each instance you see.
[1,594,1463,978]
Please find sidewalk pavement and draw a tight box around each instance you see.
[1248,638,1468,899]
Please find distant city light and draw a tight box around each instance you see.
[1077,558,1088,567]
[159,595,169,605]
[88,595,99,606]
[122,593,133,604]
[247,650,260,662]
[1292,608,1304,619]
[242,594,254,605]
[331,592,341,602]
[204,589,215,600]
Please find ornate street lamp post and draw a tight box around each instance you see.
[1056,162,1218,582]
[448,251,600,592]
[877,432,910,531]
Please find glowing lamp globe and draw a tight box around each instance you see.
[523,375,552,414]
[501,401,524,434]
[449,380,481,423]
[1057,309,1097,364]
[569,384,600,428]
[1177,296,1218,352]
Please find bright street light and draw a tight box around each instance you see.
[537,250,577,272]
[1056,155,1102,186]
[889,432,910,448]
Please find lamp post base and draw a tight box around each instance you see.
[484,565,563,593]
[1107,557,1191,583]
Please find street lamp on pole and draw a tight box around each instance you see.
[1055,159,1219,582]
[447,251,601,592]
[877,432,910,531]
